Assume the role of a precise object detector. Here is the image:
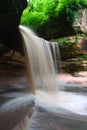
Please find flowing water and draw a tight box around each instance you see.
[19,26,87,116]
[19,26,59,94]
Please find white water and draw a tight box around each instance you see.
[35,90,87,115]
[19,26,58,94]
[19,26,87,116]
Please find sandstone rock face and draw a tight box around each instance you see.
[58,36,87,73]
[59,36,83,60]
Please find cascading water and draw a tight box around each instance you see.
[19,25,87,116]
[19,26,59,94]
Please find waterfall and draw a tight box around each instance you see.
[19,26,87,116]
[19,26,59,94]
[4,25,86,130]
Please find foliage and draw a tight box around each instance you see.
[79,0,87,8]
[78,54,87,60]
[21,8,48,30]
[55,0,79,25]
[21,0,48,30]
[57,38,74,45]
[21,0,87,38]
